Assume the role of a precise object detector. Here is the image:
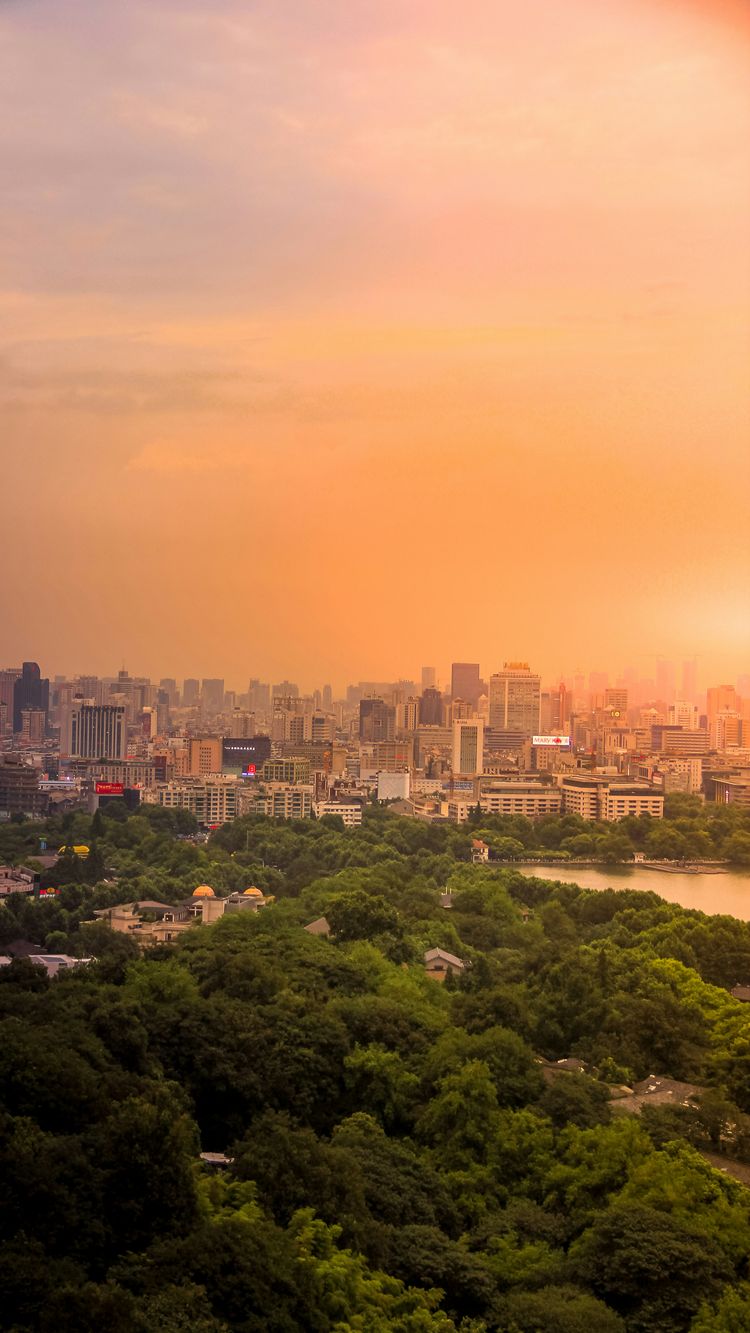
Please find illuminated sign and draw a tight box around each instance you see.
[95,782,124,795]
[532,735,571,748]
[242,764,256,778]
[38,887,60,898]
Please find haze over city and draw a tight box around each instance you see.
[2,0,749,687]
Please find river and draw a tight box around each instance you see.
[514,864,750,921]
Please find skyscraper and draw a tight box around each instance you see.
[66,703,127,759]
[13,662,49,733]
[452,718,484,776]
[201,679,225,714]
[488,663,541,736]
[419,687,443,726]
[421,666,436,691]
[359,698,395,742]
[451,663,481,706]
[182,678,200,707]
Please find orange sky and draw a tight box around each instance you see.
[1,0,749,691]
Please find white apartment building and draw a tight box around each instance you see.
[314,800,363,826]
[480,783,562,819]
[144,777,240,825]
[560,775,663,822]
[239,783,313,820]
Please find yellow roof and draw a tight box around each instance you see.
[243,886,263,897]
[192,884,215,898]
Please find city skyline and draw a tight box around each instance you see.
[2,653,746,704]
[2,0,749,684]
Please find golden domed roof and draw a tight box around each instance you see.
[193,884,215,898]
[243,886,263,897]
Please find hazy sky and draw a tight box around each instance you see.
[2,0,749,691]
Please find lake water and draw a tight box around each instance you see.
[514,864,750,921]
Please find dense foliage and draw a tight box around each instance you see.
[2,803,750,1330]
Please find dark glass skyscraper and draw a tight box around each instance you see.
[13,661,49,733]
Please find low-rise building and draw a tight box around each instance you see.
[239,783,313,820]
[314,800,363,826]
[560,774,663,821]
[424,947,465,980]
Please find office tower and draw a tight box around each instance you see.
[396,697,419,732]
[669,701,699,730]
[155,689,171,733]
[421,666,437,691]
[451,663,481,706]
[322,684,333,710]
[359,697,395,742]
[419,687,443,726]
[201,679,225,714]
[452,719,484,776]
[159,678,179,706]
[0,669,20,729]
[189,737,223,775]
[183,678,200,707]
[488,663,541,735]
[552,682,569,730]
[656,659,676,704]
[75,675,104,704]
[0,701,7,736]
[20,709,46,743]
[273,680,299,699]
[604,688,628,713]
[13,661,49,733]
[707,684,737,717]
[711,712,742,750]
[66,703,127,760]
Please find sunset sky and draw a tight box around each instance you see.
[2,0,749,691]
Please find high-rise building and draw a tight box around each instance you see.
[201,679,225,714]
[707,685,738,721]
[669,701,699,730]
[188,738,223,775]
[159,678,179,706]
[322,684,333,710]
[20,709,46,743]
[13,662,49,733]
[359,697,395,742]
[452,719,484,776]
[605,688,628,713]
[421,666,437,691]
[182,678,200,707]
[0,669,20,731]
[451,663,481,706]
[419,687,443,726]
[273,680,299,699]
[488,663,541,736]
[66,703,127,760]
[552,682,569,730]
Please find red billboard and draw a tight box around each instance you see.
[95,782,124,795]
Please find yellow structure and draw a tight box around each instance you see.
[243,886,263,897]
[192,884,215,897]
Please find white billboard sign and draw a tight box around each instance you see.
[532,735,570,747]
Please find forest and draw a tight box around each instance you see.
[3,800,750,1330]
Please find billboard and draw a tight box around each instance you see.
[532,735,571,748]
[95,781,124,795]
[241,763,257,778]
